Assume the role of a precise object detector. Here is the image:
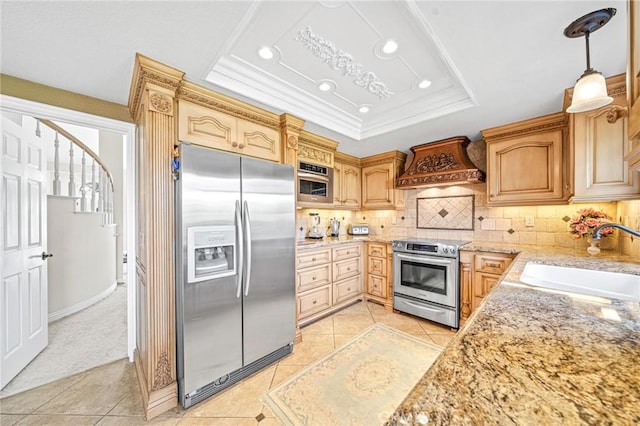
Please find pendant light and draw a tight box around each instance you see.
[564,8,616,113]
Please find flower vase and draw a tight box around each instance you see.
[586,237,601,255]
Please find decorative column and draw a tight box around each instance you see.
[279,113,305,343]
[128,53,185,420]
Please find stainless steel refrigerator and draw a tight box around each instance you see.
[175,143,296,408]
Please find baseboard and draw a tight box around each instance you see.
[48,281,117,323]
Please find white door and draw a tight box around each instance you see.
[0,112,48,388]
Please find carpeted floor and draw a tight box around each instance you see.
[0,284,127,398]
[264,323,443,426]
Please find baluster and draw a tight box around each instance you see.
[68,140,75,196]
[91,159,97,212]
[53,132,61,195]
[80,151,87,211]
[98,169,104,215]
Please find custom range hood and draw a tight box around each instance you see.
[396,136,485,189]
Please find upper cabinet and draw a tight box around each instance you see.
[565,74,639,202]
[178,99,281,162]
[482,112,570,206]
[627,0,640,171]
[360,151,407,210]
[333,152,361,209]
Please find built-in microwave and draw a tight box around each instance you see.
[297,161,333,204]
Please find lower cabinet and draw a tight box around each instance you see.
[364,242,393,311]
[459,251,515,325]
[296,243,362,326]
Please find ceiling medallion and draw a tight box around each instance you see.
[295,26,394,99]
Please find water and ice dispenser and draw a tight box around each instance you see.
[187,226,236,283]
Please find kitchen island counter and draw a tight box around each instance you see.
[389,246,640,425]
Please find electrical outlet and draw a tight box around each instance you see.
[391,216,397,225]
[525,216,535,227]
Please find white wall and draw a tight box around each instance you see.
[47,196,116,316]
[98,130,125,282]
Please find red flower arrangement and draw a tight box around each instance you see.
[568,208,614,239]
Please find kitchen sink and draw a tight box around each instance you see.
[519,262,640,302]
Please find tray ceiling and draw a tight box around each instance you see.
[206,0,475,140]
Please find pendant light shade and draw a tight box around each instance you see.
[567,70,612,113]
[564,8,616,114]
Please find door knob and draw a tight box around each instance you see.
[41,252,53,260]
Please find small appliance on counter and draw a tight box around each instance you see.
[328,218,340,237]
[347,223,369,235]
[307,212,324,239]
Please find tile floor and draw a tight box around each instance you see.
[0,301,456,425]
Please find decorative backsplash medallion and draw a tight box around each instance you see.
[417,195,474,230]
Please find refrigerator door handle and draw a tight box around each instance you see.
[235,200,244,298]
[243,200,252,296]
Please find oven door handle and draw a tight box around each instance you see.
[396,253,453,265]
[399,299,447,314]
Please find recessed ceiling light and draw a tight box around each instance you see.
[258,46,274,60]
[382,40,398,54]
[358,106,370,113]
[318,82,332,91]
[418,79,432,89]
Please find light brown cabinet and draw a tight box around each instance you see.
[482,112,570,206]
[459,251,515,325]
[566,74,639,202]
[333,152,361,209]
[360,151,407,210]
[627,0,640,170]
[364,242,393,311]
[178,100,281,162]
[297,243,362,326]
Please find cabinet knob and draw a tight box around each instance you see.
[312,276,316,280]
[313,300,317,304]
[312,257,316,261]
[232,141,238,147]
[347,288,351,291]
[239,143,245,149]
[347,267,351,271]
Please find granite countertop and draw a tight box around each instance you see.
[296,235,395,248]
[388,245,640,425]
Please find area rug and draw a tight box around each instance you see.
[263,323,443,426]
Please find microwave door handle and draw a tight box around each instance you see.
[243,200,252,297]
[396,253,453,265]
[297,171,329,182]
[235,200,244,298]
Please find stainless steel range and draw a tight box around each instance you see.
[392,239,469,328]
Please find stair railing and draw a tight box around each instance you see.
[37,118,115,225]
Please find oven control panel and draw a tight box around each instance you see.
[392,239,468,258]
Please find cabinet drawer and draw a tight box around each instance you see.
[367,274,386,298]
[298,286,331,320]
[297,248,331,269]
[333,276,361,305]
[332,243,361,262]
[297,264,331,293]
[333,257,360,282]
[367,256,386,277]
[367,243,386,258]
[474,254,513,275]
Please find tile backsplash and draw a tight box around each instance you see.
[297,184,640,258]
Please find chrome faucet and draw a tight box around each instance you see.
[592,223,640,239]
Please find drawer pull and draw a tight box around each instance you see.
[347,267,351,271]
[313,300,317,304]
[312,276,316,280]
[347,288,351,291]
[312,257,316,261]
[486,262,500,268]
